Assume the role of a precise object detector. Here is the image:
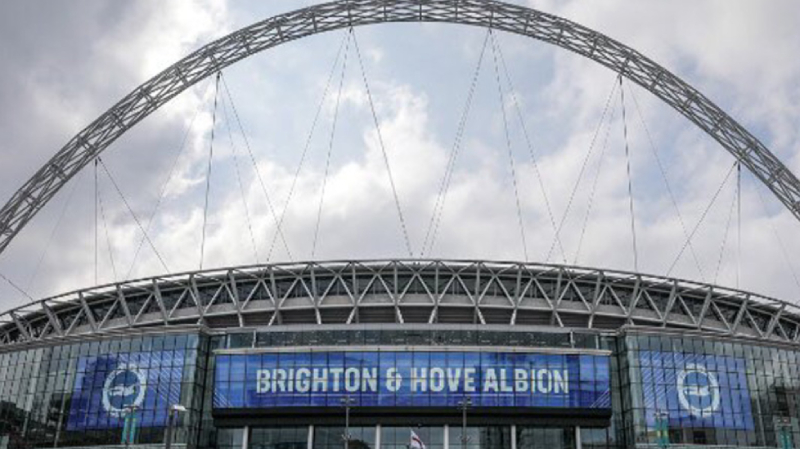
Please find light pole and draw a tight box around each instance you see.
[776,416,793,449]
[341,396,356,449]
[457,397,472,449]
[164,404,187,449]
[122,404,140,448]
[654,410,669,449]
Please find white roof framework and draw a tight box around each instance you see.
[0,260,797,347]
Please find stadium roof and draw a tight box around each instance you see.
[0,259,797,347]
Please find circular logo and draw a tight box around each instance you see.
[102,363,147,417]
[677,363,720,418]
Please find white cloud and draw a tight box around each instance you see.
[0,0,232,302]
[1,0,800,312]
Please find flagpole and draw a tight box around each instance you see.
[341,395,355,449]
[457,397,472,449]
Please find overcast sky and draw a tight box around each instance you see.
[0,0,799,313]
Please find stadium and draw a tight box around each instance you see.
[1,2,800,449]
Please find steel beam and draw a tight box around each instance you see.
[1,0,799,258]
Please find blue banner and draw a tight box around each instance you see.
[214,351,610,409]
[639,351,754,430]
[67,350,185,430]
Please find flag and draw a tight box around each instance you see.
[410,430,426,449]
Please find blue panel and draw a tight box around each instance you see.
[213,351,611,410]
[639,351,754,430]
[66,350,185,430]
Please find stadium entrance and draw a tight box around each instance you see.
[217,425,582,449]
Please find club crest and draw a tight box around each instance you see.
[677,363,720,418]
[102,363,147,417]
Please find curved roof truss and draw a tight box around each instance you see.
[1,260,799,347]
[0,0,799,257]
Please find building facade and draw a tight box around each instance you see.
[0,260,798,449]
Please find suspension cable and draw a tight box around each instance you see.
[220,94,260,264]
[493,32,566,263]
[627,83,706,280]
[219,74,294,262]
[352,29,414,257]
[26,167,86,293]
[545,80,619,262]
[618,75,639,272]
[199,72,222,271]
[97,158,170,273]
[713,168,739,284]
[0,271,33,302]
[573,97,618,264]
[737,162,741,289]
[96,175,118,282]
[666,161,738,277]
[264,30,352,262]
[423,30,491,257]
[753,175,800,293]
[312,32,352,259]
[490,30,528,261]
[126,78,213,280]
[94,159,98,285]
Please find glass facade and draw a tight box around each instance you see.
[516,427,575,449]
[217,428,246,449]
[315,426,375,449]
[242,330,595,351]
[623,331,800,448]
[216,426,585,449]
[0,332,206,448]
[382,426,444,449]
[250,427,308,449]
[2,327,800,449]
[447,426,511,449]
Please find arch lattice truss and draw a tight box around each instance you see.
[0,260,799,346]
[0,0,800,257]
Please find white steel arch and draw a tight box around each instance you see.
[0,0,798,259]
